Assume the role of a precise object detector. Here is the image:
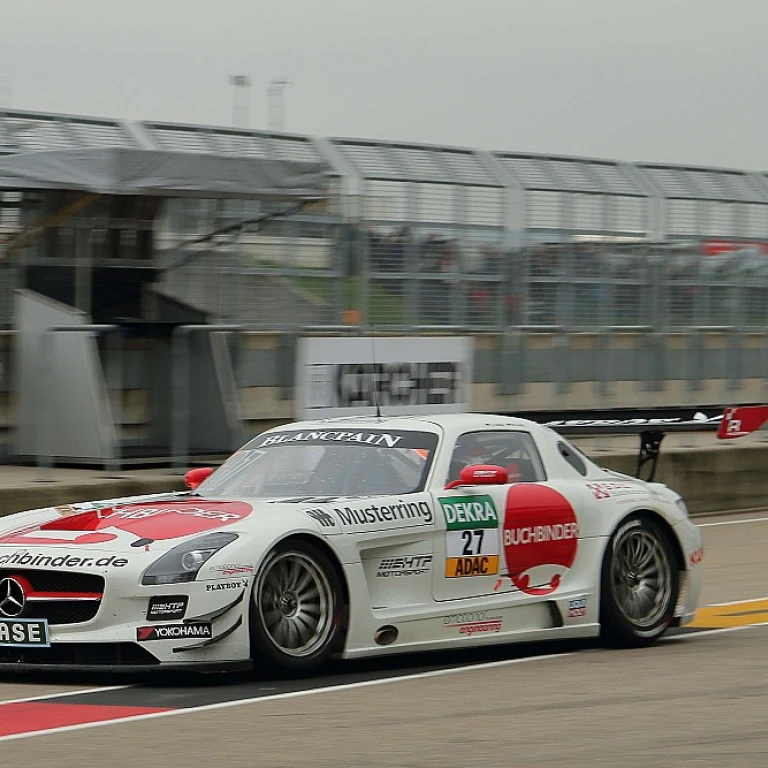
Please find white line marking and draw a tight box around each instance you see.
[0,684,132,707]
[698,516,768,528]
[0,652,573,743]
[666,622,768,640]
[698,596,768,608]
[5,620,768,744]
[1,598,767,743]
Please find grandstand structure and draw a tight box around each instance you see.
[2,107,768,331]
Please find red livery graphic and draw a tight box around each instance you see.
[0,501,253,546]
[717,405,768,440]
[502,485,579,596]
[689,547,704,566]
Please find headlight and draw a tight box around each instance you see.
[141,532,238,585]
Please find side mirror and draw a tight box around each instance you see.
[444,464,508,490]
[184,467,214,490]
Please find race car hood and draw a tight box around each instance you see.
[0,497,256,555]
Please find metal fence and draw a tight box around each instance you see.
[3,108,768,331]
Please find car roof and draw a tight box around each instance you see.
[269,413,540,435]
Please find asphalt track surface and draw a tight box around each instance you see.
[0,511,767,766]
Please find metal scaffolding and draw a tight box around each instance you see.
[3,107,768,331]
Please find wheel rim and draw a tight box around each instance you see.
[610,526,672,629]
[256,551,334,658]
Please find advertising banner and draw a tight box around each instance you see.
[295,336,473,419]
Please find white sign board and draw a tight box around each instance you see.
[295,336,473,419]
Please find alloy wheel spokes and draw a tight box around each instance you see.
[257,551,334,657]
[611,527,672,628]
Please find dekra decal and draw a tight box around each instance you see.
[439,495,498,530]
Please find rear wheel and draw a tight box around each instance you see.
[249,540,345,676]
[599,515,679,648]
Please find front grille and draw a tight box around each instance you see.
[23,602,100,624]
[0,569,105,594]
[0,643,159,667]
[0,569,105,625]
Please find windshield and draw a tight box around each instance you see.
[196,428,440,499]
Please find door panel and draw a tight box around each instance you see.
[432,428,590,604]
[433,480,589,603]
[432,486,508,601]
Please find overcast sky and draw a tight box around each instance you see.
[2,0,767,170]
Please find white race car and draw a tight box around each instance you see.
[0,414,703,675]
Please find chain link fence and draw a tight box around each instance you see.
[2,109,768,332]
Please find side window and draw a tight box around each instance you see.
[447,431,546,484]
[557,440,588,476]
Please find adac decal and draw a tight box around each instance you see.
[439,495,500,578]
[445,555,499,578]
[0,501,253,545]
[502,485,579,596]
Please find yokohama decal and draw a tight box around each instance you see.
[502,485,579,596]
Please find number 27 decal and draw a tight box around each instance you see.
[461,529,485,555]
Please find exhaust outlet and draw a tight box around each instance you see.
[373,625,398,646]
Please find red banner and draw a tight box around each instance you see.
[702,241,768,257]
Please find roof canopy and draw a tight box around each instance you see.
[0,147,330,200]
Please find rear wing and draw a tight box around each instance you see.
[543,414,722,482]
[717,405,768,440]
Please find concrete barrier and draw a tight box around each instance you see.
[0,441,764,518]
[0,469,183,518]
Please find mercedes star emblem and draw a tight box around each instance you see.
[0,577,26,618]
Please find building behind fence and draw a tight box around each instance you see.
[2,109,768,332]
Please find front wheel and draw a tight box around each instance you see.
[599,515,679,648]
[249,540,345,676]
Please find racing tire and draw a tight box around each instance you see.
[599,514,679,648]
[249,539,345,676]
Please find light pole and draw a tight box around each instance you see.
[228,75,252,129]
[268,78,291,132]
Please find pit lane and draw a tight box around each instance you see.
[0,512,765,766]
